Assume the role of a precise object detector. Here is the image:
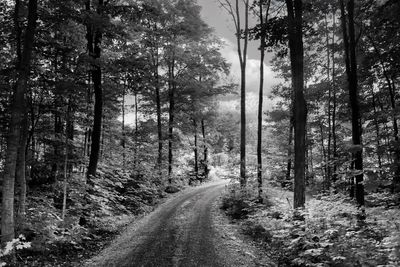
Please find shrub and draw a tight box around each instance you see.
[221,183,272,220]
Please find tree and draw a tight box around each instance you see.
[219,0,250,187]
[339,0,364,206]
[285,0,307,209]
[1,0,38,244]
[254,0,271,202]
[86,0,105,179]
[162,0,212,182]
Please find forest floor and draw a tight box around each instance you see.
[221,182,400,266]
[84,178,275,267]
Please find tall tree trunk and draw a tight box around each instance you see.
[325,15,332,190]
[86,0,104,179]
[340,0,364,206]
[239,0,249,188]
[201,119,208,179]
[257,0,271,202]
[370,89,383,176]
[319,121,327,186]
[286,0,307,209]
[152,41,163,174]
[2,0,37,244]
[134,91,139,169]
[51,103,62,182]
[219,0,249,187]
[286,116,294,180]
[62,101,71,221]
[390,79,400,191]
[331,12,338,184]
[193,118,199,183]
[16,111,28,222]
[155,71,162,174]
[51,52,61,182]
[168,57,176,183]
[122,79,126,169]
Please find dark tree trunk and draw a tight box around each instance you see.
[86,0,104,180]
[389,79,400,192]
[16,110,28,222]
[134,92,139,169]
[155,74,162,173]
[286,0,307,209]
[122,80,126,168]
[201,119,208,179]
[319,121,327,186]
[340,0,364,206]
[193,119,199,182]
[286,116,294,181]
[51,98,62,183]
[153,47,163,174]
[221,0,249,187]
[325,15,332,190]
[257,0,271,202]
[2,0,37,244]
[168,60,176,183]
[236,0,249,188]
[62,100,71,221]
[370,89,383,176]
[331,12,338,184]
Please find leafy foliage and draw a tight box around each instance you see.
[222,184,400,266]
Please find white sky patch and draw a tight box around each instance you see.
[217,38,280,120]
[220,38,279,96]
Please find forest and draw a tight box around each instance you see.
[0,0,399,266]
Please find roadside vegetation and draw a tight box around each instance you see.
[221,180,400,266]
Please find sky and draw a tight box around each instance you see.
[123,0,281,125]
[197,0,280,117]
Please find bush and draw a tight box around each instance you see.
[241,220,273,242]
[234,186,400,266]
[221,184,271,220]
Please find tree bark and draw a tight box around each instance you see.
[86,0,104,179]
[319,121,327,185]
[370,88,383,176]
[340,0,364,206]
[122,79,126,168]
[325,15,332,190]
[219,0,249,187]
[155,71,162,174]
[286,0,307,209]
[16,111,28,222]
[239,0,249,188]
[331,12,338,184]
[286,116,294,180]
[134,91,139,169]
[193,118,199,182]
[168,59,176,183]
[201,119,208,179]
[2,0,38,244]
[257,0,271,202]
[62,101,71,221]
[152,38,163,174]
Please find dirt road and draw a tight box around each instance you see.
[85,180,229,267]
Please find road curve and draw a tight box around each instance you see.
[85,180,228,267]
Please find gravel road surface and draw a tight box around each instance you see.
[85,180,229,267]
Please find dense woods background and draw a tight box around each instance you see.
[0,0,399,266]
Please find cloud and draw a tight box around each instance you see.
[220,38,279,96]
[217,38,280,119]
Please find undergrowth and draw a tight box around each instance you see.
[10,164,169,266]
[221,182,400,266]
